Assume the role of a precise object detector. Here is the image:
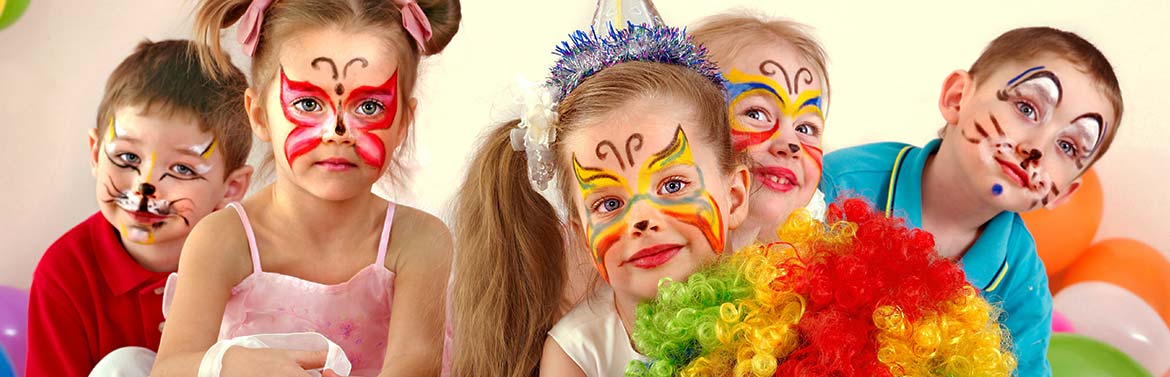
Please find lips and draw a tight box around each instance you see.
[127,210,167,224]
[752,166,798,193]
[314,157,358,171]
[995,158,1030,188]
[620,244,683,269]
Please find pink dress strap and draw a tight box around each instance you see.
[376,202,396,267]
[226,202,263,274]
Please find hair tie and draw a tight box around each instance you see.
[236,0,274,57]
[391,0,434,53]
[236,0,432,56]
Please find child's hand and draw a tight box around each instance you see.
[221,347,328,376]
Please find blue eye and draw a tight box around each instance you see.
[172,164,195,176]
[118,153,140,165]
[1016,102,1037,121]
[659,178,689,195]
[596,198,623,214]
[1057,140,1078,157]
[745,108,769,122]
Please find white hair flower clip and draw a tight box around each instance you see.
[510,77,559,191]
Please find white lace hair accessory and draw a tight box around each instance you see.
[509,77,569,222]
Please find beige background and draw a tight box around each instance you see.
[1,0,1167,288]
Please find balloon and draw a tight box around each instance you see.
[1021,168,1103,278]
[1049,333,1153,377]
[1054,282,1170,376]
[0,345,12,377]
[0,286,25,377]
[0,0,29,31]
[1054,238,1170,329]
[1052,309,1076,333]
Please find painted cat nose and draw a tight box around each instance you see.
[139,183,156,196]
[634,220,650,231]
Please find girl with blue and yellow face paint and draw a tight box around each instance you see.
[692,14,832,246]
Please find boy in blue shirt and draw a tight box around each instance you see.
[820,27,1123,375]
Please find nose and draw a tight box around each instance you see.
[322,119,355,145]
[768,126,802,159]
[627,202,662,237]
[138,183,156,197]
[1018,146,1043,169]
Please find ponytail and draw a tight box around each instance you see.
[451,120,568,377]
[192,0,251,81]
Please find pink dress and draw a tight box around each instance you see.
[219,202,396,376]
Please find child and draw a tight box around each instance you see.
[26,39,252,376]
[819,27,1123,375]
[151,0,461,375]
[450,22,749,377]
[691,13,831,247]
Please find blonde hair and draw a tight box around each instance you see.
[450,61,737,376]
[192,0,461,184]
[691,12,831,106]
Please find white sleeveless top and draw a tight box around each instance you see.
[548,285,648,377]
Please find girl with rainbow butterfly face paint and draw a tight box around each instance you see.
[692,14,832,247]
[450,21,750,377]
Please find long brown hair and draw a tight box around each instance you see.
[451,61,737,377]
[192,0,460,184]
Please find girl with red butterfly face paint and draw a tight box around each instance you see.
[154,0,462,376]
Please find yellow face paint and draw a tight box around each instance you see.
[725,68,824,150]
[574,126,725,281]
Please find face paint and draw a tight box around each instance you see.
[100,117,202,243]
[725,69,824,151]
[574,126,724,281]
[960,66,1109,211]
[279,64,399,168]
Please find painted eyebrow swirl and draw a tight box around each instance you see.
[594,133,644,170]
[997,66,1064,106]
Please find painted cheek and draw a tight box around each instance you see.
[731,119,780,151]
[587,220,624,281]
[342,71,399,168]
[803,144,824,172]
[280,69,333,165]
[656,192,725,254]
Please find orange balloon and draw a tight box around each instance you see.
[1054,238,1170,329]
[1022,168,1103,277]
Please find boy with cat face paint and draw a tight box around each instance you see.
[27,40,252,376]
[820,27,1123,376]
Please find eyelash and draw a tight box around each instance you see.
[744,107,772,123]
[795,123,820,137]
[292,97,325,112]
[657,175,691,195]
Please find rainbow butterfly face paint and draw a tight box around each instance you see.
[573,126,724,281]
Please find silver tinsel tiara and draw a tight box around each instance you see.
[547,22,726,103]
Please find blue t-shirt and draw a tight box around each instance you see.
[820,139,1052,376]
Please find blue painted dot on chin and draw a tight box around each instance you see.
[992,183,1004,196]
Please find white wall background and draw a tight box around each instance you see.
[1,0,1167,288]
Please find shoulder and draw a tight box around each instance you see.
[179,204,253,282]
[823,141,914,176]
[386,204,453,270]
[35,214,105,286]
[549,289,615,339]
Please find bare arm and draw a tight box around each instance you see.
[539,336,587,377]
[149,208,252,376]
[377,207,453,377]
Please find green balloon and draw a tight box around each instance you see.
[0,0,30,31]
[1048,334,1153,377]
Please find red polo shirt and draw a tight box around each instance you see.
[27,212,171,376]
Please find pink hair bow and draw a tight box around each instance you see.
[236,0,274,57]
[391,0,433,53]
[235,0,432,57]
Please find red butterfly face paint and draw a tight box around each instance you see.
[279,66,399,168]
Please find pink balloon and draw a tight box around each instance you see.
[1054,281,1170,376]
[0,286,27,377]
[1052,310,1077,333]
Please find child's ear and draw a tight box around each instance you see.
[88,128,101,177]
[215,165,255,210]
[939,70,972,126]
[244,88,271,142]
[1044,178,1082,209]
[725,165,751,229]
